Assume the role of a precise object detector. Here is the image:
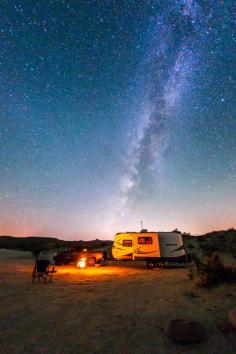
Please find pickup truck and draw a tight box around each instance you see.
[53,248,105,266]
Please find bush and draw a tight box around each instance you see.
[188,252,234,287]
[187,242,195,249]
[199,240,217,256]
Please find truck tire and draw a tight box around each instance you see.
[146,261,155,269]
[87,257,96,266]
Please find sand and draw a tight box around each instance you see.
[0,249,235,354]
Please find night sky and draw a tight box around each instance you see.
[0,0,235,240]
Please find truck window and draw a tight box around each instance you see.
[138,237,153,244]
[123,240,132,247]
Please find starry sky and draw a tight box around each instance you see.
[0,0,235,240]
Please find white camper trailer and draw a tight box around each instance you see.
[112,230,188,268]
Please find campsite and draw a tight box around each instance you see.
[0,230,236,354]
[1,1,235,353]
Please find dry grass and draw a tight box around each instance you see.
[0,250,236,354]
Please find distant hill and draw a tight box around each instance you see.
[0,235,113,254]
[183,228,236,257]
[198,228,236,255]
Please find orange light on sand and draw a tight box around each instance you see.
[77,258,86,268]
[54,264,140,280]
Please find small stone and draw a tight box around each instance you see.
[169,319,206,343]
[228,310,236,330]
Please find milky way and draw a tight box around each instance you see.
[0,1,235,239]
[108,0,212,230]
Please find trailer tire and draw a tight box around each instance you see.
[87,257,96,267]
[147,261,155,269]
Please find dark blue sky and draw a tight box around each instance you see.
[0,0,235,239]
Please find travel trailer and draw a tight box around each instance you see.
[112,230,189,268]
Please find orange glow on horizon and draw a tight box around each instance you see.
[0,214,235,240]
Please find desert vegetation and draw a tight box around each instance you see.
[183,229,236,288]
[188,252,236,287]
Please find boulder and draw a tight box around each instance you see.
[169,319,206,343]
[228,310,236,330]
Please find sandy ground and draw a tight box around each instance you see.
[0,249,236,354]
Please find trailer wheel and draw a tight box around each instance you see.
[146,261,155,269]
[87,257,96,266]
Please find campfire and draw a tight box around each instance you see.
[77,258,86,268]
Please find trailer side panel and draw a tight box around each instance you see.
[158,232,186,259]
[112,233,133,260]
[133,233,160,259]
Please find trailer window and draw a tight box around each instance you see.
[123,240,132,247]
[138,237,153,244]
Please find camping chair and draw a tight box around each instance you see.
[32,259,57,284]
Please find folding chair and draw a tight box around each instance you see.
[32,259,57,284]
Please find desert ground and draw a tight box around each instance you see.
[0,249,236,354]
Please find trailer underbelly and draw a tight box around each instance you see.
[133,255,187,262]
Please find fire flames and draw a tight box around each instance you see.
[77,258,86,268]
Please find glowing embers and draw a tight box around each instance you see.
[77,258,86,268]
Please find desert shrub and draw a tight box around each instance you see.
[187,242,195,249]
[188,252,232,287]
[199,241,218,256]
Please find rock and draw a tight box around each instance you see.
[169,319,206,343]
[228,311,236,330]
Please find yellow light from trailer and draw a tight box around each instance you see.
[77,258,86,268]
